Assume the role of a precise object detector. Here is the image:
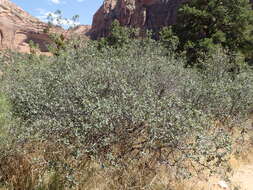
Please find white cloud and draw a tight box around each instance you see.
[51,0,60,4]
[77,0,84,2]
[35,8,80,29]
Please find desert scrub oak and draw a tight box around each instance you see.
[0,93,14,146]
[0,38,253,181]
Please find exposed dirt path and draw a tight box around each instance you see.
[231,152,253,190]
[230,119,253,190]
[183,127,253,190]
[188,152,253,190]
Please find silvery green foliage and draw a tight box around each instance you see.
[0,39,252,177]
[181,51,253,124]
[0,94,12,145]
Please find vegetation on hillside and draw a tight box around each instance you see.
[0,0,253,189]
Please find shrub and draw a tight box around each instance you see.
[28,40,40,55]
[0,39,252,181]
[0,93,12,146]
[180,49,253,123]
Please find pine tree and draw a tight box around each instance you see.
[173,0,253,65]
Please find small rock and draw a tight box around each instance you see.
[217,180,229,189]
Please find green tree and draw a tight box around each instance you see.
[48,33,66,56]
[108,20,130,48]
[47,10,80,29]
[98,20,139,49]
[173,0,253,65]
[159,26,179,52]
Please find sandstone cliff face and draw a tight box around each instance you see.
[0,0,58,53]
[90,0,187,39]
[90,0,253,39]
[0,0,90,53]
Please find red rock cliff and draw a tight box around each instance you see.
[90,0,253,39]
[0,0,61,53]
[90,0,187,39]
[0,0,90,53]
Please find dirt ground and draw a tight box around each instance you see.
[231,151,253,190]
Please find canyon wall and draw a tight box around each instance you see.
[90,0,187,39]
[90,0,253,39]
[0,0,59,53]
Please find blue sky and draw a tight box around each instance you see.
[11,0,103,25]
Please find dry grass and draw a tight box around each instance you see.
[0,140,232,190]
[0,137,200,190]
[0,151,39,189]
[0,141,252,190]
[0,119,252,190]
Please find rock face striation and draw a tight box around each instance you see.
[0,0,90,53]
[90,0,187,39]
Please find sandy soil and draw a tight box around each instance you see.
[183,127,253,190]
[231,152,253,190]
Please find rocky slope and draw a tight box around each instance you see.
[90,0,187,39]
[0,0,90,53]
